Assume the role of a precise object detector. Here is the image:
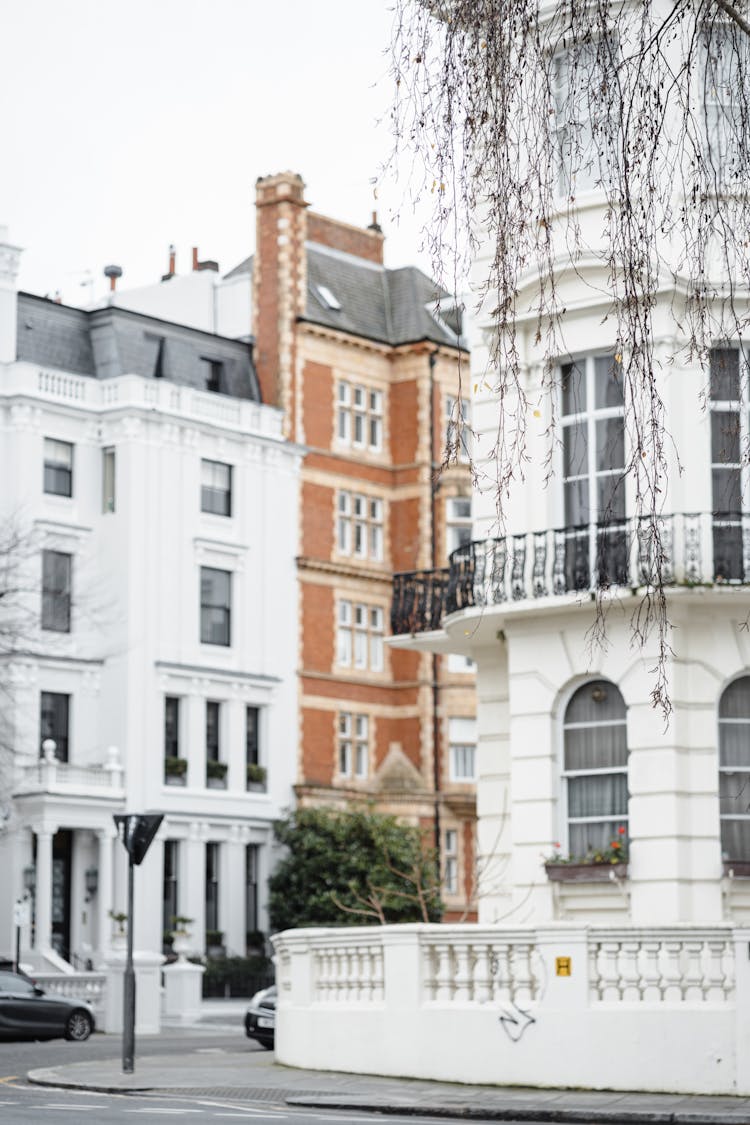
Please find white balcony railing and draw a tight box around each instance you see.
[3,364,284,442]
[15,746,124,797]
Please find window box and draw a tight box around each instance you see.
[723,860,750,878]
[544,861,628,883]
[207,760,228,788]
[246,763,267,791]
[164,756,188,785]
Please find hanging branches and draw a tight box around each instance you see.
[389,0,750,713]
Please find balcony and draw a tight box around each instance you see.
[15,751,125,799]
[391,512,750,635]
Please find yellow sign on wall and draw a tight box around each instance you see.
[556,956,572,976]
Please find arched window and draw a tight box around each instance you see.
[562,679,628,856]
[718,676,750,860]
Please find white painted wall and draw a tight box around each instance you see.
[273,923,750,1095]
[108,268,252,341]
[0,330,299,967]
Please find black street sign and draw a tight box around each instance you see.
[114,813,164,865]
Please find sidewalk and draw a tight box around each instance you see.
[27,1040,750,1123]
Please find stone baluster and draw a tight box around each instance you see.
[493,942,512,1003]
[315,950,327,1001]
[619,941,641,1001]
[683,940,705,1001]
[661,940,684,1002]
[598,941,622,1001]
[453,942,472,1001]
[510,942,534,1005]
[475,943,493,1003]
[372,948,384,1002]
[433,942,453,1003]
[587,942,602,1002]
[640,940,662,1001]
[360,946,373,1002]
[703,940,729,1001]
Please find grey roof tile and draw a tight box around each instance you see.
[222,241,467,351]
[303,244,466,350]
[16,293,260,401]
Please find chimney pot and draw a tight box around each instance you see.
[103,264,123,292]
[192,247,199,271]
[162,245,177,282]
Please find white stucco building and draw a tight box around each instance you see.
[271,20,750,1095]
[0,226,300,972]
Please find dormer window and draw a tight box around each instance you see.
[202,359,224,394]
[316,284,341,311]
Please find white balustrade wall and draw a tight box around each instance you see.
[273,924,750,1095]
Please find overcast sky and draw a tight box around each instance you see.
[1,0,436,306]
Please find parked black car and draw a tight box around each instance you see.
[0,970,94,1041]
[244,984,276,1049]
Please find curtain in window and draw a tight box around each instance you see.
[563,679,628,856]
[719,676,750,859]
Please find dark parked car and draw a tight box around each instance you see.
[244,984,276,1049]
[0,970,94,1041]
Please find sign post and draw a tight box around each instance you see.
[113,813,163,1074]
[12,898,30,974]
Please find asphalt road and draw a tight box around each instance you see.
[0,1081,523,1123]
[0,1030,637,1125]
[0,1026,251,1076]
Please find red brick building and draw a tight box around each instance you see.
[245,172,477,917]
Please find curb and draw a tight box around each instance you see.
[284,1098,750,1125]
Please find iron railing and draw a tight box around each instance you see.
[391,513,750,635]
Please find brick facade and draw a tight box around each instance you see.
[254,172,477,919]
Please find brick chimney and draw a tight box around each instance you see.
[306,210,384,265]
[253,172,309,432]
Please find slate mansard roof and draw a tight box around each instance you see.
[225,243,468,352]
[16,292,261,401]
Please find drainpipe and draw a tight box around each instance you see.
[428,350,441,884]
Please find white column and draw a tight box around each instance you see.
[225,828,245,956]
[33,826,55,952]
[97,828,115,962]
[183,824,205,954]
[256,836,270,935]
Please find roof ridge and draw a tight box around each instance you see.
[305,241,384,272]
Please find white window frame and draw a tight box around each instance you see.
[553,43,608,197]
[336,380,384,453]
[709,346,750,581]
[560,353,626,583]
[337,600,385,673]
[718,674,750,861]
[446,496,472,559]
[43,437,73,498]
[337,490,384,562]
[338,712,369,780]
[444,828,458,894]
[448,717,477,782]
[560,680,629,858]
[201,459,233,517]
[703,24,750,189]
[102,447,115,513]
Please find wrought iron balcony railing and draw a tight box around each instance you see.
[390,567,451,636]
[391,512,750,636]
